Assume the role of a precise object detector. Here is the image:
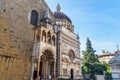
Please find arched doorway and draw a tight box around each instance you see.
[70,69,74,79]
[40,49,55,80]
[33,49,55,80]
[33,61,43,80]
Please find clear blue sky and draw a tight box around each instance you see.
[45,0,120,54]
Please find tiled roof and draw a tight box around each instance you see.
[109,51,120,64]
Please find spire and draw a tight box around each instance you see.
[56,3,61,12]
[44,8,50,19]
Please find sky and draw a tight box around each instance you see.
[45,0,120,54]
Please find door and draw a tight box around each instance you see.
[71,69,74,79]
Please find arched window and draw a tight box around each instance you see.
[47,31,51,44]
[52,35,55,46]
[30,10,38,26]
[42,30,46,42]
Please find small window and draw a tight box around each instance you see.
[111,64,115,69]
[116,64,120,69]
[30,10,38,26]
[63,68,67,75]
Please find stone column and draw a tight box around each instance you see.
[46,61,48,79]
[43,61,45,79]
[30,58,35,80]
[44,61,46,79]
[37,55,41,80]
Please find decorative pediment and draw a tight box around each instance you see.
[109,51,120,64]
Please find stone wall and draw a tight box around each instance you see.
[0,0,53,79]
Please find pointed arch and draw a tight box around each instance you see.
[47,31,51,44]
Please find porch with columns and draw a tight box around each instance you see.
[30,49,56,80]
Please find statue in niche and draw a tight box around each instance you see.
[42,30,46,42]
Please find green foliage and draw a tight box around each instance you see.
[82,38,109,79]
[82,63,92,74]
[86,38,95,53]
[82,38,99,64]
[103,62,112,77]
[93,63,107,75]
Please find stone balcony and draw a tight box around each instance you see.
[32,41,56,58]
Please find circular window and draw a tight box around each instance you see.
[69,50,75,61]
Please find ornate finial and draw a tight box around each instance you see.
[117,45,119,51]
[44,8,50,19]
[56,3,61,12]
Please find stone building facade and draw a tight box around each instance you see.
[98,50,115,63]
[109,50,120,80]
[0,0,81,80]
